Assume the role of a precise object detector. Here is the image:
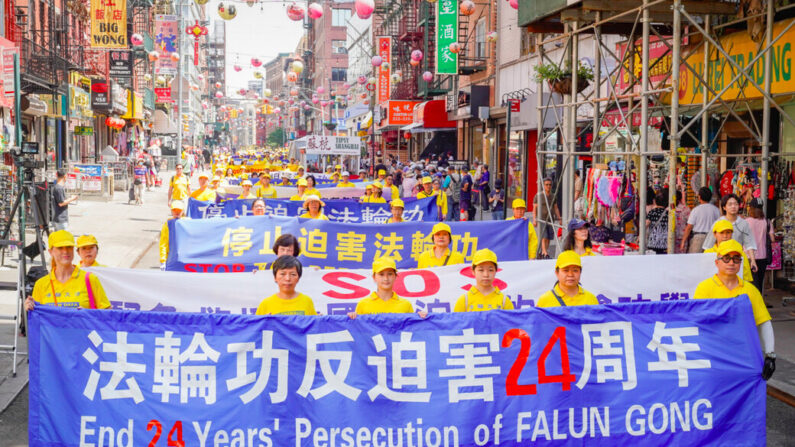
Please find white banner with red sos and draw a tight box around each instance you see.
[88,254,714,315]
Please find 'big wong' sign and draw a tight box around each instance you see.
[90,0,127,48]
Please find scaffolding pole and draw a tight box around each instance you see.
[639,0,650,252]
[761,0,774,216]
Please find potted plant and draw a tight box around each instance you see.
[534,61,594,95]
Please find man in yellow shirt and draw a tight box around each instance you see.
[417,176,435,199]
[417,222,465,268]
[256,256,317,315]
[76,234,104,268]
[337,171,356,187]
[387,199,404,223]
[290,178,308,201]
[694,239,775,380]
[506,199,539,259]
[160,200,186,269]
[167,163,191,207]
[536,250,599,307]
[254,172,277,199]
[190,173,217,202]
[383,175,400,201]
[454,249,513,312]
[26,230,111,310]
[703,220,753,282]
[349,257,414,316]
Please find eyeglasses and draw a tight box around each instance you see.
[719,255,742,264]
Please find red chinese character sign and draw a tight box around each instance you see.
[376,36,391,105]
[186,21,208,67]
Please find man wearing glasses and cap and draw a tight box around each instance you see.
[694,239,776,380]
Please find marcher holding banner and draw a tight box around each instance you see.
[694,239,776,379]
[299,196,329,220]
[25,230,110,311]
[305,175,322,198]
[190,173,216,202]
[388,199,404,223]
[536,250,599,307]
[417,222,466,268]
[253,172,277,199]
[159,201,185,269]
[453,249,513,312]
[255,256,316,315]
[507,199,539,259]
[348,257,415,316]
[369,182,387,203]
[291,178,308,201]
[360,184,373,203]
[237,180,255,199]
[337,171,355,187]
[251,198,267,216]
[76,234,104,268]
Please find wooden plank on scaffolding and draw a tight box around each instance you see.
[561,9,674,23]
[581,0,737,16]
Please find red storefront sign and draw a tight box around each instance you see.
[155,87,173,103]
[377,36,391,104]
[387,100,419,126]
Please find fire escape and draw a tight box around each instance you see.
[131,0,154,112]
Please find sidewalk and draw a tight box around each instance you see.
[0,170,178,412]
[764,287,795,404]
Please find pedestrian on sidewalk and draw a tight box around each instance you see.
[444,166,461,221]
[747,198,775,294]
[488,179,504,220]
[460,168,474,221]
[52,169,78,231]
[680,187,720,253]
[534,177,561,257]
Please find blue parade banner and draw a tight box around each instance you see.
[165,215,528,271]
[222,177,359,188]
[186,197,439,222]
[28,299,765,446]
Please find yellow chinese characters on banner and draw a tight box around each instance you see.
[90,0,127,48]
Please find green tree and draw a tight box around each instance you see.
[267,127,285,146]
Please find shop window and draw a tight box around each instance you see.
[332,68,347,82]
[520,28,536,56]
[332,8,352,27]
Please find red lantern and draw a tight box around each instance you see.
[105,117,113,127]
[404,131,411,139]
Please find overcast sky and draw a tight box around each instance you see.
[207,0,304,92]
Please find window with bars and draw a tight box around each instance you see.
[331,67,347,82]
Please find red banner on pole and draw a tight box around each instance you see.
[377,36,391,105]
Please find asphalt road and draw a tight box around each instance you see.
[2,387,793,446]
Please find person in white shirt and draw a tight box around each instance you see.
[702,193,758,271]
[681,187,721,253]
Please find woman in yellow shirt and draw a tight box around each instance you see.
[368,182,387,204]
[238,180,255,199]
[76,234,104,268]
[387,199,404,223]
[417,222,465,268]
[300,195,330,220]
[360,184,373,203]
[454,249,513,312]
[305,175,322,198]
[25,230,111,310]
[562,219,596,256]
[290,178,308,201]
[254,172,277,199]
[337,171,356,187]
[348,257,415,317]
[536,251,599,307]
[432,178,447,219]
[256,256,317,315]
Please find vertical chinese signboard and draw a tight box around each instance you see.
[90,0,127,48]
[436,0,458,75]
[154,15,179,75]
[376,36,391,104]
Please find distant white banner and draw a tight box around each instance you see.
[89,254,714,315]
[296,135,362,155]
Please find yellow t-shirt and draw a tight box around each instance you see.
[454,287,513,312]
[417,191,435,199]
[299,212,330,220]
[159,217,181,264]
[31,267,111,309]
[581,247,596,256]
[191,188,217,202]
[355,292,414,314]
[387,217,403,223]
[704,246,753,282]
[361,195,372,202]
[385,185,400,201]
[80,260,105,268]
[693,275,771,325]
[368,196,387,204]
[287,164,299,172]
[254,184,277,199]
[434,190,448,217]
[305,187,322,198]
[417,248,465,268]
[337,181,356,187]
[536,284,599,307]
[255,293,317,316]
[290,194,305,201]
[169,174,190,201]
[506,216,539,259]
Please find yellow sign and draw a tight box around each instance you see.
[678,19,795,105]
[90,0,127,48]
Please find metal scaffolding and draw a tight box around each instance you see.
[526,0,795,253]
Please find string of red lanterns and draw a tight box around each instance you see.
[104,117,126,130]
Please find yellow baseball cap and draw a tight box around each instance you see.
[365,184,373,190]
[716,239,744,257]
[391,198,405,208]
[431,222,452,237]
[335,164,342,170]
[260,172,271,178]
[472,248,498,268]
[48,230,75,248]
[241,179,253,187]
[372,256,397,274]
[512,198,527,209]
[712,219,733,234]
[555,250,582,269]
[422,176,433,184]
[76,234,99,248]
[378,169,386,175]
[372,182,383,189]
[297,178,308,186]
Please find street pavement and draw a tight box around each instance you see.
[0,171,794,444]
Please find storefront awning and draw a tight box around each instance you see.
[401,100,457,133]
